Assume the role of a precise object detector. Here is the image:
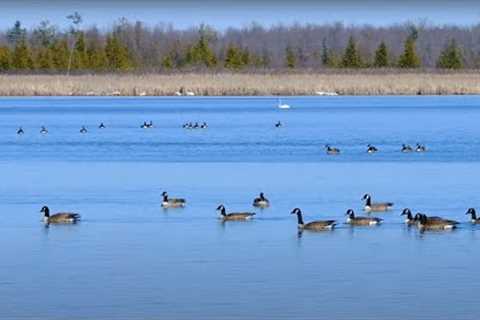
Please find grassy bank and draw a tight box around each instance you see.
[0,72,479,96]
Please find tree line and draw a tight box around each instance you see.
[0,15,474,73]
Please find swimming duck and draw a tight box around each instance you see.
[466,208,480,224]
[99,123,106,129]
[362,194,394,212]
[161,191,186,208]
[291,208,336,231]
[345,209,383,226]
[17,127,24,135]
[252,192,270,208]
[401,144,413,153]
[415,213,458,231]
[275,121,282,128]
[40,206,81,224]
[80,126,88,134]
[415,143,427,152]
[325,144,340,155]
[216,205,255,221]
[40,126,48,134]
[367,144,378,153]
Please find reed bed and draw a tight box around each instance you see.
[0,72,479,96]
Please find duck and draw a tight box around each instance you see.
[275,121,282,128]
[465,208,480,224]
[345,209,382,226]
[415,213,458,231]
[415,143,427,152]
[362,194,394,212]
[216,204,255,221]
[161,191,186,208]
[40,206,81,224]
[99,123,106,129]
[367,144,378,153]
[17,127,24,135]
[252,192,270,208]
[40,126,48,134]
[325,144,340,155]
[80,126,88,134]
[291,208,336,231]
[401,144,413,153]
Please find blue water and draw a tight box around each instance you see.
[1,96,480,319]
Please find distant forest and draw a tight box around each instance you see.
[0,14,478,73]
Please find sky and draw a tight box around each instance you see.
[0,0,478,30]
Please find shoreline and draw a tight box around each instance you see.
[0,73,479,96]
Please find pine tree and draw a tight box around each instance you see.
[398,37,420,68]
[436,39,463,69]
[7,21,26,45]
[36,48,53,70]
[224,45,243,70]
[105,35,133,71]
[12,38,33,70]
[374,41,389,67]
[162,55,174,69]
[87,43,107,71]
[188,33,217,68]
[285,46,296,69]
[0,46,11,71]
[341,36,362,68]
[72,32,88,70]
[51,39,70,70]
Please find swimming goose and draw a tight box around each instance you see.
[40,126,48,134]
[80,126,88,134]
[99,123,106,129]
[291,208,336,231]
[217,205,255,221]
[401,208,416,225]
[325,144,340,155]
[40,206,81,224]
[345,209,383,225]
[401,144,413,153]
[415,213,458,231]
[415,143,427,152]
[362,194,394,212]
[275,121,282,128]
[17,127,24,135]
[466,208,480,224]
[367,144,378,153]
[161,191,186,208]
[141,121,148,129]
[252,192,270,208]
[200,122,208,129]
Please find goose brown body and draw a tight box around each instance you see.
[362,194,394,212]
[291,208,336,231]
[41,206,80,224]
[345,209,382,226]
[253,192,270,208]
[217,205,255,221]
[325,144,340,155]
[161,192,186,208]
[415,213,458,230]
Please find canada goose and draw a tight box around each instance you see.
[216,205,255,221]
[40,126,48,134]
[40,206,81,224]
[325,144,340,155]
[147,121,153,128]
[161,191,186,208]
[401,144,413,153]
[99,123,106,129]
[252,192,270,208]
[141,121,148,129]
[80,126,88,134]
[415,213,458,231]
[345,209,382,225]
[367,144,378,153]
[193,122,199,129]
[465,208,480,224]
[291,208,336,231]
[275,121,282,128]
[416,143,427,152]
[17,127,24,135]
[362,194,394,212]
[200,122,208,129]
[401,208,416,225]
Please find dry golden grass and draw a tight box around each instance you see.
[0,72,479,96]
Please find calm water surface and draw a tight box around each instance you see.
[1,96,479,319]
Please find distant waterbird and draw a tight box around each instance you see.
[216,204,255,221]
[277,98,290,109]
[362,194,393,212]
[40,206,81,225]
[17,127,24,135]
[415,143,427,152]
[325,144,340,155]
[466,208,480,224]
[40,126,48,134]
[345,209,383,226]
[161,191,186,208]
[252,192,270,208]
[291,208,336,231]
[99,123,106,129]
[401,144,413,153]
[367,144,378,154]
[275,121,282,128]
[80,126,88,134]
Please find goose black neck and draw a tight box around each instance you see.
[472,211,477,220]
[296,212,304,225]
[44,207,50,217]
[220,207,226,216]
[163,195,168,201]
[365,197,371,206]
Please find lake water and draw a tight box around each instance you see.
[1,96,479,319]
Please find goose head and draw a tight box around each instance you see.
[401,208,413,218]
[40,206,50,216]
[466,208,477,218]
[216,205,225,211]
[290,208,301,215]
[345,209,355,218]
[362,194,371,201]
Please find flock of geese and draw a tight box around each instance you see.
[40,192,480,232]
[325,143,427,155]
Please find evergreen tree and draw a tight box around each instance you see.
[341,36,362,68]
[7,21,26,45]
[105,35,133,71]
[12,38,33,70]
[224,45,243,70]
[72,32,88,70]
[0,47,11,71]
[241,48,250,66]
[36,48,53,70]
[51,39,70,70]
[87,43,107,71]
[436,39,463,69]
[374,41,389,67]
[398,37,420,68]
[285,46,296,68]
[161,55,174,69]
[188,33,217,68]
